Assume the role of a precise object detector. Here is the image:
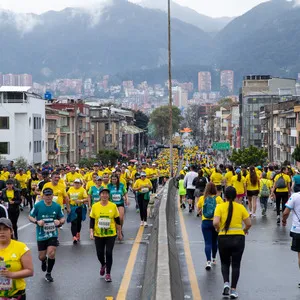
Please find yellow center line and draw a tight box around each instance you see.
[178,197,202,300]
[116,226,144,300]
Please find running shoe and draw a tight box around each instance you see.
[144,222,148,228]
[230,290,238,299]
[73,236,78,244]
[105,274,112,282]
[252,213,256,218]
[277,215,280,225]
[45,273,54,283]
[298,282,300,288]
[262,208,266,216]
[205,261,212,271]
[212,258,217,265]
[182,203,186,209]
[41,259,47,272]
[189,208,193,213]
[140,221,144,226]
[76,233,81,242]
[100,265,106,276]
[222,282,230,296]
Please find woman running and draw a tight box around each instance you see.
[107,174,128,235]
[246,166,260,217]
[90,188,122,282]
[210,168,223,197]
[27,170,39,210]
[213,187,251,299]
[88,176,103,209]
[68,179,88,244]
[197,182,223,270]
[178,174,186,209]
[224,166,235,187]
[259,172,272,217]
[232,169,246,204]
[193,170,208,207]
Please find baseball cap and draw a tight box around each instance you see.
[94,162,99,166]
[43,188,54,195]
[74,179,81,183]
[96,176,102,181]
[100,188,110,194]
[0,218,13,230]
[235,168,241,173]
[140,172,147,177]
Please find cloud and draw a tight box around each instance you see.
[70,0,113,27]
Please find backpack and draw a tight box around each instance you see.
[275,175,286,189]
[203,196,217,218]
[270,171,277,181]
[260,179,270,197]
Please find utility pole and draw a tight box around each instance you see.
[270,96,274,163]
[168,0,173,177]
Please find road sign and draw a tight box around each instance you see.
[212,142,230,151]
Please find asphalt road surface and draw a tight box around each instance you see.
[16,191,153,300]
[177,199,300,300]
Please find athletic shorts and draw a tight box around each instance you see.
[37,237,58,251]
[237,193,245,198]
[117,203,124,208]
[290,232,300,252]
[186,189,195,201]
[247,190,259,197]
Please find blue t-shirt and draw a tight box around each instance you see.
[89,186,103,205]
[107,183,127,206]
[293,174,300,185]
[30,201,64,241]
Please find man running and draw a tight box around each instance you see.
[184,165,198,213]
[29,188,65,282]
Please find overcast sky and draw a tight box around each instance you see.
[0,0,270,17]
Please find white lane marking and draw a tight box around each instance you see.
[19,223,33,230]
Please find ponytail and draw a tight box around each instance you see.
[224,186,236,234]
[237,172,242,182]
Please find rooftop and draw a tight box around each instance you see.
[0,86,32,92]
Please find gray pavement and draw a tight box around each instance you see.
[177,200,300,300]
[16,192,153,300]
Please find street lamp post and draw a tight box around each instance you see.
[168,0,173,177]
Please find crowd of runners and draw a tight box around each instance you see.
[1,145,300,299]
[178,146,300,299]
[0,152,176,299]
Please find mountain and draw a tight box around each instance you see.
[214,0,299,80]
[0,0,213,81]
[139,0,234,32]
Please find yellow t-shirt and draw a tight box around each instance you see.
[65,172,83,185]
[103,168,113,175]
[133,178,153,191]
[42,182,67,208]
[86,180,96,192]
[0,171,10,181]
[259,178,273,194]
[232,175,246,195]
[15,174,28,189]
[266,170,273,180]
[274,173,291,193]
[6,190,14,201]
[101,182,109,189]
[256,169,262,179]
[68,186,88,206]
[246,174,259,191]
[210,172,223,186]
[214,202,250,236]
[197,195,223,220]
[225,171,234,186]
[0,240,30,297]
[90,201,119,237]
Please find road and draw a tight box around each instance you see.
[177,199,300,300]
[16,192,154,300]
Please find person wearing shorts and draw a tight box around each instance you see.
[29,188,65,283]
[282,192,300,288]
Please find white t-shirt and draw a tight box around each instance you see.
[286,192,300,233]
[183,171,198,190]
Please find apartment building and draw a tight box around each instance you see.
[0,86,46,165]
[198,72,212,92]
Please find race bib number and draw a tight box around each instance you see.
[70,193,79,201]
[141,187,149,193]
[0,277,12,291]
[52,196,58,203]
[112,194,121,202]
[93,196,100,203]
[98,218,111,229]
[44,222,56,233]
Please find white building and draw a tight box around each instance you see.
[0,86,46,165]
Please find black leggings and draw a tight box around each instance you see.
[218,235,245,289]
[151,179,157,194]
[71,206,83,237]
[275,192,289,216]
[8,207,20,240]
[95,236,116,274]
[138,194,149,222]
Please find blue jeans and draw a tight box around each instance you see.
[201,220,218,261]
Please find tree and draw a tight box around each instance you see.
[229,145,268,166]
[78,158,98,168]
[14,157,28,169]
[134,110,149,130]
[150,105,183,143]
[97,150,120,165]
[292,144,300,162]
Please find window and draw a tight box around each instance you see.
[105,134,112,143]
[105,123,110,131]
[34,141,42,153]
[0,117,9,129]
[29,142,31,152]
[34,117,42,129]
[0,142,9,154]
